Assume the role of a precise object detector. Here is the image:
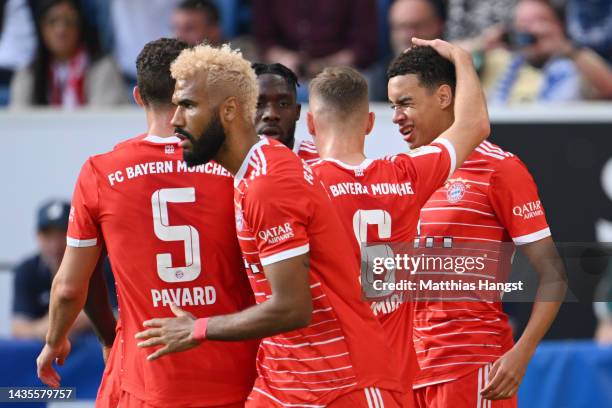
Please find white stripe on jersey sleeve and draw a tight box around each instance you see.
[513,227,551,245]
[434,138,457,179]
[260,243,310,266]
[66,237,98,247]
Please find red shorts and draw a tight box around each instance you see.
[413,365,518,408]
[95,343,121,408]
[329,387,408,407]
[117,390,246,408]
[247,387,408,407]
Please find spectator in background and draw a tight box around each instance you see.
[12,201,90,339]
[370,0,445,100]
[566,0,612,63]
[172,0,258,64]
[172,0,221,46]
[253,0,378,100]
[0,0,37,105]
[479,0,612,104]
[110,0,179,87]
[389,0,445,53]
[445,0,516,41]
[9,0,127,108]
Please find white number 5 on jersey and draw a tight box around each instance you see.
[151,188,201,282]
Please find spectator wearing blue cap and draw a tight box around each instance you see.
[12,200,92,339]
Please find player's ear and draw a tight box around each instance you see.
[221,97,238,123]
[133,86,144,107]
[437,84,453,110]
[365,111,375,135]
[306,111,316,136]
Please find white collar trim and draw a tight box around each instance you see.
[322,157,373,171]
[143,135,181,144]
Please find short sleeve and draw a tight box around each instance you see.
[393,139,457,207]
[67,159,101,247]
[243,176,310,266]
[488,157,551,245]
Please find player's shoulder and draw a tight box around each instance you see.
[471,140,515,164]
[471,141,534,180]
[262,137,304,167]
[88,134,144,163]
[112,134,147,150]
[238,138,303,186]
[294,139,320,165]
[295,139,317,153]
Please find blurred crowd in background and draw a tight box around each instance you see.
[0,0,611,108]
[2,0,612,344]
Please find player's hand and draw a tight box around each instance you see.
[481,344,533,400]
[136,303,202,361]
[36,338,71,388]
[410,38,471,63]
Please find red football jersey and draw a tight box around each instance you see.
[310,140,456,387]
[414,140,550,388]
[233,138,404,407]
[68,134,258,407]
[293,139,320,165]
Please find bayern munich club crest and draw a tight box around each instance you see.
[446,179,469,203]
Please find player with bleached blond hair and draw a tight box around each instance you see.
[135,43,409,407]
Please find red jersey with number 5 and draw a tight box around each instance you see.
[414,140,550,388]
[234,138,404,407]
[67,134,258,407]
[310,140,457,388]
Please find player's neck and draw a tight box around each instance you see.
[215,128,260,175]
[317,132,366,166]
[145,108,175,138]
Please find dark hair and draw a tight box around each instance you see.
[252,62,299,94]
[309,66,368,116]
[136,38,190,107]
[177,0,220,25]
[31,0,101,105]
[387,46,456,93]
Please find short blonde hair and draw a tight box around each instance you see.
[171,43,258,122]
[309,66,369,118]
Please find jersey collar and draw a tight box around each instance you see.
[234,137,269,187]
[322,157,373,171]
[143,135,181,144]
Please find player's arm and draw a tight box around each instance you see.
[483,158,566,400]
[482,236,566,400]
[135,253,312,360]
[83,254,117,361]
[36,245,101,388]
[413,38,490,167]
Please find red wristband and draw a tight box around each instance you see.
[193,318,209,341]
